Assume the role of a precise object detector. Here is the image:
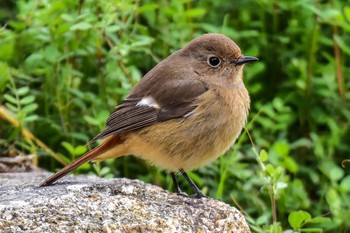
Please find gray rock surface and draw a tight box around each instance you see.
[0,173,250,233]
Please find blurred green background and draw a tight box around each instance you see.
[0,0,349,232]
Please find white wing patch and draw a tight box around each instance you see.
[183,110,195,118]
[136,96,160,109]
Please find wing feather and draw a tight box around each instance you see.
[91,56,209,142]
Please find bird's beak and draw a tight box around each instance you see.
[234,56,259,65]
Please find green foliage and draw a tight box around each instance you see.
[0,0,349,232]
[4,82,38,124]
[288,210,330,232]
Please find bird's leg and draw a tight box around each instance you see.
[179,169,206,198]
[171,172,184,195]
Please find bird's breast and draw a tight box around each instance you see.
[128,87,250,171]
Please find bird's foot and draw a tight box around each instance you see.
[175,190,206,199]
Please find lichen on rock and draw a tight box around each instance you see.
[0,173,250,233]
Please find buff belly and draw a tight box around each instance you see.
[128,90,249,171]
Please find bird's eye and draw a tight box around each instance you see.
[207,56,221,67]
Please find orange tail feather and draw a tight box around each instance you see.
[40,135,123,186]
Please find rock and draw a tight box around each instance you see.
[0,155,37,173]
[0,173,250,233]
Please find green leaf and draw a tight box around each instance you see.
[307,217,331,224]
[21,103,38,113]
[79,162,91,170]
[16,86,29,96]
[268,222,283,233]
[288,211,311,229]
[60,13,74,22]
[272,97,284,111]
[5,102,18,112]
[24,53,44,69]
[138,3,158,13]
[329,165,344,182]
[326,188,341,210]
[84,115,100,126]
[4,94,17,104]
[333,35,350,55]
[56,153,71,165]
[284,157,298,173]
[43,45,61,63]
[62,141,75,156]
[99,166,111,176]
[70,22,92,31]
[273,141,289,157]
[185,8,206,18]
[0,30,15,61]
[260,149,268,162]
[300,228,323,232]
[23,115,39,123]
[19,95,35,105]
[73,145,88,156]
[265,164,275,175]
[340,175,350,192]
[0,62,11,92]
[106,25,121,33]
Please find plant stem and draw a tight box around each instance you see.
[270,189,277,223]
[333,25,345,99]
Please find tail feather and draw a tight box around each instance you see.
[40,135,123,186]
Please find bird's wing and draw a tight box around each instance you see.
[91,75,208,142]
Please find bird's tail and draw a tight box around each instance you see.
[40,135,123,186]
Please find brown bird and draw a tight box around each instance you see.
[40,33,258,198]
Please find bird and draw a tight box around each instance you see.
[40,33,258,198]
